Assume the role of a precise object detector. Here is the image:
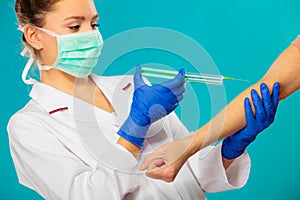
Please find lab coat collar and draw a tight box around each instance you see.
[29,74,133,122]
[29,82,73,116]
[29,75,102,121]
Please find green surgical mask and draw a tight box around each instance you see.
[21,26,104,84]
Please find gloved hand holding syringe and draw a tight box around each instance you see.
[141,66,249,85]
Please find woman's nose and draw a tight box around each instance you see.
[81,23,94,32]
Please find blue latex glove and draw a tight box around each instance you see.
[222,82,281,160]
[117,66,186,148]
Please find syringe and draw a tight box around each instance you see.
[141,67,249,85]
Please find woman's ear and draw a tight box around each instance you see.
[23,26,43,50]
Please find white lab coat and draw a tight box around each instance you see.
[7,74,250,200]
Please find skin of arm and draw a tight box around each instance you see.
[190,44,300,155]
[222,157,235,169]
[117,138,141,159]
[141,42,300,182]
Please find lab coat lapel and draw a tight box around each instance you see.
[91,74,134,125]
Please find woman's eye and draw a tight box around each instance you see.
[91,24,100,29]
[68,25,80,31]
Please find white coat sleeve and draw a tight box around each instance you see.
[166,112,251,192]
[7,113,140,200]
[188,143,250,192]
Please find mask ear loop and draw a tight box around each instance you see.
[33,27,57,71]
[18,26,38,84]
[21,47,38,85]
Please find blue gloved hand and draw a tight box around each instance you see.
[117,66,186,148]
[222,82,281,160]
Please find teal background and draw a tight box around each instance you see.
[1,0,300,199]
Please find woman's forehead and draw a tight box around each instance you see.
[47,0,98,21]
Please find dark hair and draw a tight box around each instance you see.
[15,0,61,61]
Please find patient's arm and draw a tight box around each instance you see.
[189,40,300,154]
[140,37,300,182]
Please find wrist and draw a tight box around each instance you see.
[184,133,203,157]
[222,156,235,170]
[221,138,246,160]
[117,129,145,148]
[117,116,149,148]
[117,137,141,159]
[188,124,214,156]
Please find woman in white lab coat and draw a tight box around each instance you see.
[8,0,280,199]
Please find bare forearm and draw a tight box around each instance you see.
[188,43,300,156]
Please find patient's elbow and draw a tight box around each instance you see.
[279,93,287,101]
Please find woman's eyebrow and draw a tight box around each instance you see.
[92,14,99,20]
[63,14,98,21]
[64,16,85,21]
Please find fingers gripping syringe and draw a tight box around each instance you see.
[141,67,249,85]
